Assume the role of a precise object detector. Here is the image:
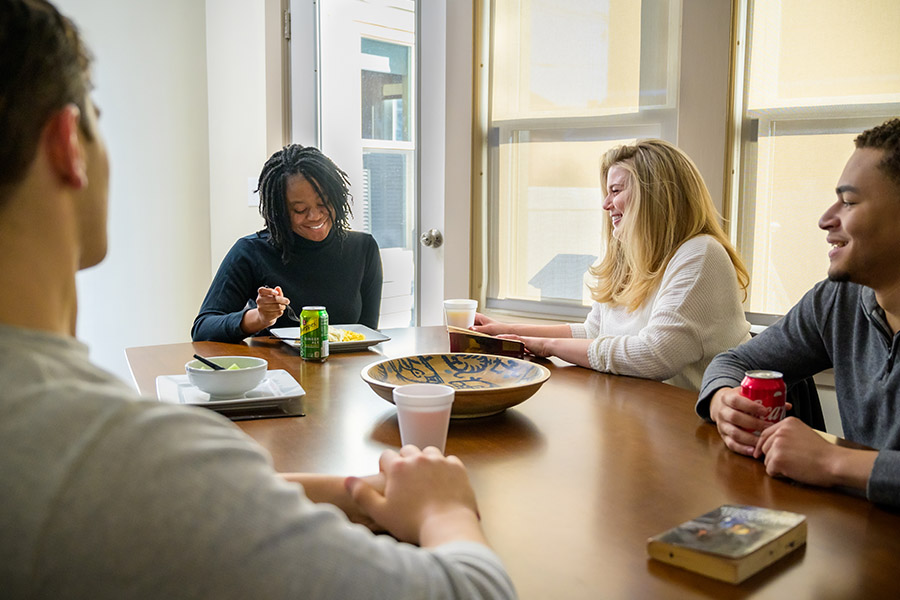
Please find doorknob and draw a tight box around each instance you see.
[420,228,443,248]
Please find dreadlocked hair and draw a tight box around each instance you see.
[256,144,353,263]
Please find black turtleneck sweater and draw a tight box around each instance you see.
[192,229,383,342]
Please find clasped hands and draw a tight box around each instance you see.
[710,387,875,491]
[288,446,483,548]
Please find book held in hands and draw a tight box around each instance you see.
[647,504,807,584]
[447,326,525,359]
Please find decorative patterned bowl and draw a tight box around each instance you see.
[361,353,551,418]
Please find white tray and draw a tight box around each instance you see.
[271,324,391,353]
[156,369,305,410]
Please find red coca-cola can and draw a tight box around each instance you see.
[741,370,787,434]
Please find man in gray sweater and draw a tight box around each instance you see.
[0,2,515,598]
[696,118,900,508]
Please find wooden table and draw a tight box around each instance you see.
[126,326,900,599]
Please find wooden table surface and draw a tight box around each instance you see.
[126,326,900,599]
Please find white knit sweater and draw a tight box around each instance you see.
[569,235,751,391]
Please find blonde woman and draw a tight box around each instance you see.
[473,139,751,391]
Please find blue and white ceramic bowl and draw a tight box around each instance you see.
[361,353,551,418]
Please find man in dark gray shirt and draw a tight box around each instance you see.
[696,118,900,508]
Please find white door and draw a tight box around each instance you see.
[289,0,472,327]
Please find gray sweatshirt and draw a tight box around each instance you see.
[0,324,516,599]
[697,280,900,508]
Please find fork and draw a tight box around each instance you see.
[284,303,301,323]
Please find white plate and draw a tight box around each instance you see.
[270,324,391,353]
[156,369,305,410]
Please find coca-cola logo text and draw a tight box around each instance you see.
[753,399,786,423]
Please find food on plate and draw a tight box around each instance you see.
[328,327,366,342]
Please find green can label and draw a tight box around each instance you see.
[300,306,329,361]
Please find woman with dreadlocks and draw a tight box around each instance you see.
[192,145,383,343]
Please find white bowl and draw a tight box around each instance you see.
[185,356,268,398]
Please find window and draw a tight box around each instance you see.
[484,0,681,319]
[361,38,414,249]
[730,0,900,314]
[359,36,417,328]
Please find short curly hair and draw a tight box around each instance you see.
[855,118,900,187]
[0,0,93,203]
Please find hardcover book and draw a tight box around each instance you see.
[647,504,807,584]
[447,326,525,359]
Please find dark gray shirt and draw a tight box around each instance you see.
[697,280,900,507]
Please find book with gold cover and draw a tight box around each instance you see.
[647,504,806,584]
[447,326,525,359]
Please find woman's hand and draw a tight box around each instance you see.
[256,286,289,323]
[497,334,551,357]
[471,312,509,335]
[240,286,290,334]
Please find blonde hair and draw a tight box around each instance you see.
[590,139,749,311]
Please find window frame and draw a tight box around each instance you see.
[726,0,900,316]
[478,0,683,322]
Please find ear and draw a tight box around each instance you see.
[44,104,88,189]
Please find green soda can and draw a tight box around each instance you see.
[300,306,329,362]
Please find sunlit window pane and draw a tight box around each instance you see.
[488,0,679,315]
[492,0,644,119]
[741,132,854,313]
[748,0,900,109]
[361,39,411,141]
[497,136,634,304]
[735,0,900,315]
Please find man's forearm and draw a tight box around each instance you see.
[828,447,878,491]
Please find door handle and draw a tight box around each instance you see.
[420,228,443,248]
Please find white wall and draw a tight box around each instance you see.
[205,1,272,269]
[63,0,212,383]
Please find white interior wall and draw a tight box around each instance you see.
[205,1,270,270]
[64,0,212,384]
